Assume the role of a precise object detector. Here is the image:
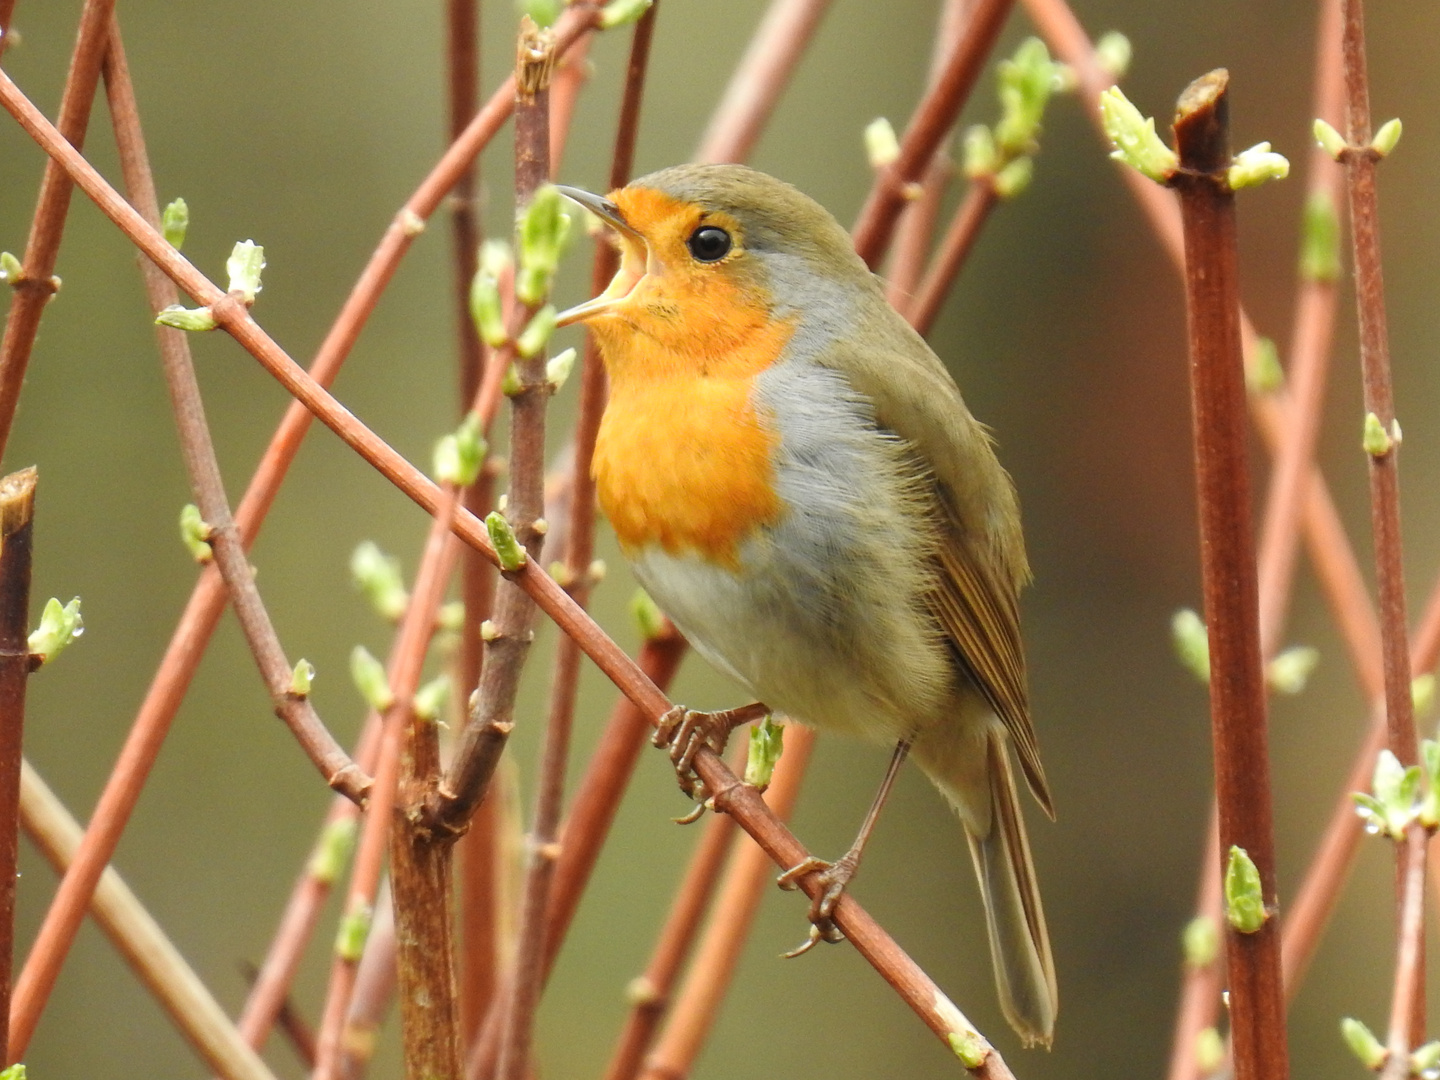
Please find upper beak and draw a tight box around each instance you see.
[554,186,647,327]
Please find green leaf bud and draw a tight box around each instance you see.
[599,0,653,28]
[179,503,214,563]
[1340,1017,1387,1071]
[1227,142,1290,190]
[28,597,83,666]
[1245,336,1284,395]
[629,588,666,641]
[1224,844,1267,933]
[432,413,487,487]
[962,125,999,179]
[1412,673,1435,718]
[289,658,315,697]
[1363,411,1393,457]
[546,346,577,392]
[307,817,357,884]
[864,117,901,169]
[413,674,452,722]
[1194,1027,1224,1074]
[1171,608,1210,683]
[1313,118,1348,160]
[335,899,373,962]
[994,156,1034,200]
[1182,914,1219,968]
[1094,31,1132,80]
[485,512,528,572]
[0,251,22,285]
[516,304,557,358]
[225,240,265,304]
[994,38,1057,155]
[1411,1039,1440,1079]
[438,600,464,633]
[1299,191,1341,284]
[516,185,571,305]
[1371,118,1402,157]
[155,305,218,332]
[349,644,394,712]
[1267,645,1319,695]
[350,541,409,622]
[1099,86,1178,183]
[162,198,189,250]
[470,265,508,348]
[744,715,783,790]
[0,1065,26,1080]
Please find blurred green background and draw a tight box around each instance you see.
[3,1,1440,1077]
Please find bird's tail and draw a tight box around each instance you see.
[967,729,1057,1046]
[918,724,1057,1047]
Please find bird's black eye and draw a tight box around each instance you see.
[686,225,732,262]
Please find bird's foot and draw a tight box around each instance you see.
[777,849,861,957]
[653,702,769,809]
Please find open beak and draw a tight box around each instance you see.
[554,185,648,327]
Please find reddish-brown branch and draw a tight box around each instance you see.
[638,730,816,1080]
[602,797,739,1080]
[447,0,484,431]
[695,0,833,164]
[0,67,1016,1070]
[337,887,398,1080]
[1171,71,1289,1080]
[1382,825,1429,1080]
[850,0,1013,266]
[4,15,606,1043]
[1339,0,1424,1049]
[0,467,35,1067]
[909,181,999,337]
[0,0,115,463]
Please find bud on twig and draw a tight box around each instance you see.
[1099,86,1179,183]
[1171,608,1210,683]
[28,597,83,667]
[349,645,394,712]
[289,658,315,697]
[350,541,410,622]
[1340,1017,1387,1071]
[179,503,214,563]
[485,512,528,572]
[743,715,783,790]
[1224,845,1267,932]
[307,817,357,885]
[162,197,189,250]
[225,240,265,304]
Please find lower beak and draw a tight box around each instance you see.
[554,186,648,327]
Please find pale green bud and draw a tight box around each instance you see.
[516,185,571,305]
[864,117,901,169]
[1099,86,1178,182]
[28,597,83,666]
[546,347,577,392]
[413,674,451,722]
[225,240,265,304]
[1411,1039,1440,1079]
[1194,1027,1224,1074]
[1182,914,1219,968]
[1420,740,1440,830]
[335,899,373,961]
[162,198,189,250]
[179,503,214,563]
[947,1029,987,1069]
[1171,608,1210,683]
[744,715,783,789]
[1267,645,1318,695]
[1224,845,1267,932]
[432,413,487,486]
[486,512,527,572]
[994,38,1057,155]
[349,645,394,712]
[994,156,1034,200]
[1227,142,1290,190]
[1363,411,1393,457]
[1313,118,1348,160]
[155,305,218,332]
[0,1065,26,1080]
[1299,191,1341,284]
[962,125,998,179]
[307,817,357,884]
[599,0,653,28]
[1245,336,1284,395]
[1413,673,1435,718]
[289,658,315,697]
[1341,1017,1387,1071]
[469,266,507,348]
[630,589,666,641]
[1371,118,1402,157]
[1094,31,1132,80]
[0,252,21,285]
[516,304,557,358]
[350,541,409,622]
[438,600,464,633]
[1354,748,1421,839]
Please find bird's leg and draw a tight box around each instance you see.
[654,701,771,804]
[778,738,912,957]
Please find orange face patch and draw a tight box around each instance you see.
[585,186,792,565]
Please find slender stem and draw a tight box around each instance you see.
[1339,0,1424,1049]
[0,66,1016,1069]
[447,0,483,419]
[602,791,739,1080]
[0,466,34,1067]
[694,0,833,164]
[493,26,560,1080]
[1381,825,1429,1080]
[850,0,1013,266]
[1170,70,1289,1080]
[909,181,999,337]
[337,887,397,1080]
[636,732,815,1080]
[0,0,116,463]
[19,761,279,1080]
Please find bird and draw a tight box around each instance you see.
[554,163,1057,1046]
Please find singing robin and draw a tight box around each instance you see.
[555,163,1057,1046]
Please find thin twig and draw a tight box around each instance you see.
[636,733,814,1080]
[850,0,1014,266]
[1339,0,1424,1051]
[694,0,833,164]
[338,886,397,1080]
[19,760,279,1080]
[1380,825,1429,1080]
[0,0,116,462]
[0,466,34,1067]
[0,68,1019,1072]
[5,15,602,1039]
[1171,70,1289,1080]
[909,181,999,337]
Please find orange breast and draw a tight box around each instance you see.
[594,371,781,567]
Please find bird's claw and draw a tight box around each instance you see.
[776,851,859,956]
[653,702,768,809]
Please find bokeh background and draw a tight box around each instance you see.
[3,1,1440,1077]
